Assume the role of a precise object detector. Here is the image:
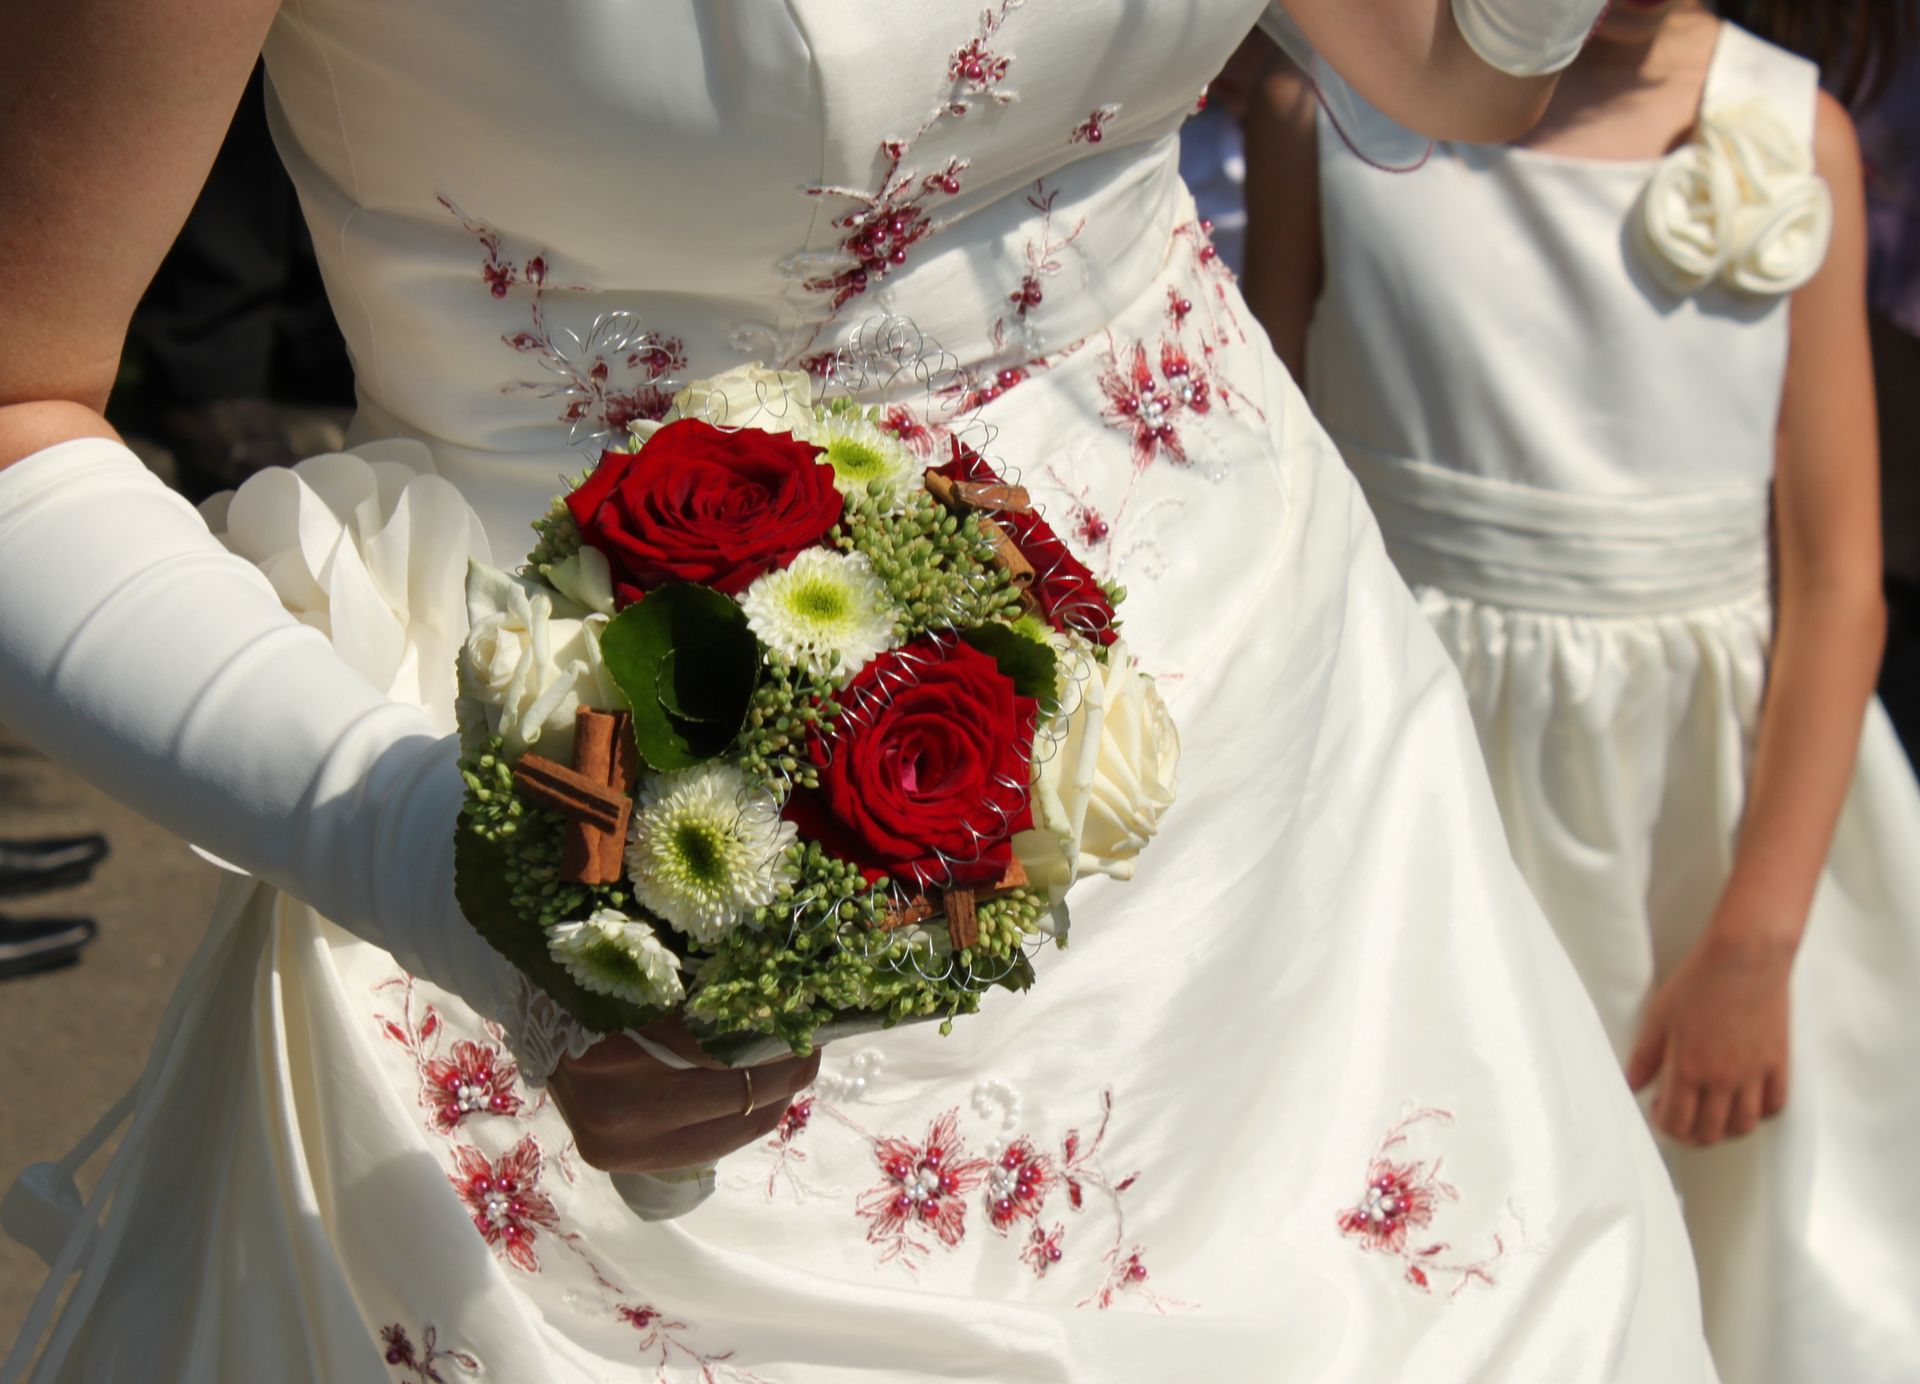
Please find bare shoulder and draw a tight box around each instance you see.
[1811,89,1864,188]
[1251,57,1320,135]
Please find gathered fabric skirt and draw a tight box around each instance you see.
[1352,447,1920,1384]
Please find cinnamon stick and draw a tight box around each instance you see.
[943,887,980,950]
[512,754,628,835]
[976,516,1035,589]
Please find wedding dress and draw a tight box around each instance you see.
[1308,23,1920,1384]
[3,3,1719,1379]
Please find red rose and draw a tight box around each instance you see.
[785,636,1038,890]
[939,444,1118,646]
[566,418,843,605]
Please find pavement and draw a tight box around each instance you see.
[0,724,218,1348]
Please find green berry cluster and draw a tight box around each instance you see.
[496,805,631,931]
[457,736,527,842]
[525,496,583,575]
[736,659,843,794]
[833,489,1022,638]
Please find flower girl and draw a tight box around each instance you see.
[1246,3,1920,1381]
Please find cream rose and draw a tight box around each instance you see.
[1013,639,1179,902]
[1727,175,1833,296]
[663,363,814,432]
[1633,143,1738,296]
[459,561,621,761]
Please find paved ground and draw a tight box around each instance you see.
[0,724,218,1349]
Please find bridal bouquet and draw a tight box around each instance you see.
[453,363,1178,1062]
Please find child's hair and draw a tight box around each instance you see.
[1715,0,1914,108]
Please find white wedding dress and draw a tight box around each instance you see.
[5,3,1719,1380]
[1309,23,1920,1384]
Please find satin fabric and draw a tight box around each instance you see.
[1310,23,1920,1383]
[8,2,1716,1378]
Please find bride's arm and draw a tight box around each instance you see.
[1278,0,1605,144]
[0,0,279,469]
[0,0,816,1172]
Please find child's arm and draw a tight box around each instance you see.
[1627,92,1884,1148]
[1241,59,1324,385]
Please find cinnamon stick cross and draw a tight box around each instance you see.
[881,855,1030,951]
[511,707,638,886]
[924,468,1038,595]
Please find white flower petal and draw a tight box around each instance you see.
[626,764,797,945]
[739,548,899,682]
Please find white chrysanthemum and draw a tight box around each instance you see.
[798,412,919,500]
[626,764,797,944]
[547,909,686,1008]
[739,548,900,681]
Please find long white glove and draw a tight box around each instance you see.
[1450,0,1607,77]
[0,437,511,1018]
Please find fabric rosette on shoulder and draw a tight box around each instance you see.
[1632,97,1832,299]
[446,352,1178,1075]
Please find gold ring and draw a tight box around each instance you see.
[741,1067,755,1118]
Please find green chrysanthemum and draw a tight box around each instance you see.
[627,764,797,945]
[800,412,919,501]
[547,909,685,1008]
[739,548,900,681]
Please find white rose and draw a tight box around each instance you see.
[1726,174,1833,296]
[459,561,621,761]
[1633,142,1738,296]
[1013,639,1179,902]
[663,364,814,432]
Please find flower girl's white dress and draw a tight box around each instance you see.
[3,3,1719,1380]
[1310,22,1920,1384]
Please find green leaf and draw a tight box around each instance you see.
[599,583,761,770]
[959,623,1058,707]
[453,821,662,1034]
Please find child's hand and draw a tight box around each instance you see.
[1625,930,1793,1147]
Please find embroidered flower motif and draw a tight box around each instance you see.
[1633,98,1832,298]
[1336,1108,1505,1296]
[450,1135,560,1273]
[857,1110,992,1266]
[984,1136,1055,1232]
[548,908,688,1008]
[626,767,798,943]
[617,1303,771,1382]
[1098,342,1185,467]
[423,1040,523,1133]
[1022,1222,1067,1277]
[439,196,686,441]
[1070,105,1122,146]
[774,1096,814,1143]
[381,1322,481,1381]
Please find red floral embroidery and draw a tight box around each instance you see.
[377,975,531,1137]
[422,1040,523,1133]
[1337,1108,1505,1296]
[381,1322,480,1381]
[984,1136,1055,1233]
[795,0,1029,337]
[439,195,686,441]
[858,1110,992,1267]
[1021,1222,1066,1277]
[451,1135,560,1273]
[617,1303,773,1383]
[1098,341,1186,468]
[1069,104,1122,146]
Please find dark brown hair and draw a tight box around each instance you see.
[1716,0,1915,108]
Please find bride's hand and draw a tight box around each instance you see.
[1625,932,1792,1147]
[549,1019,821,1173]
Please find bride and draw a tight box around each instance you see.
[1,1,1722,1379]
